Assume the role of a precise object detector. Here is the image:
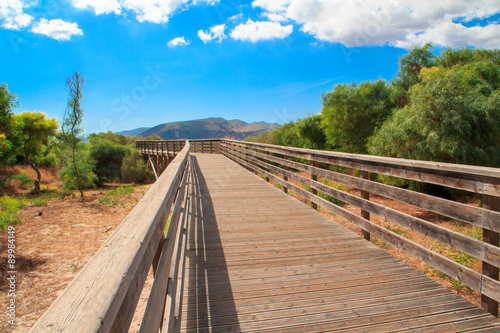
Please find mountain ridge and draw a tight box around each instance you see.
[117,117,279,140]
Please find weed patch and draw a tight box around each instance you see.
[0,195,25,229]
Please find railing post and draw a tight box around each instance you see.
[283,156,289,194]
[482,194,500,317]
[311,160,318,210]
[360,171,371,241]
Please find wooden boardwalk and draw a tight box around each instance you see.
[181,154,500,332]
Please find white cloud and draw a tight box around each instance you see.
[230,19,293,42]
[252,0,500,48]
[228,13,243,21]
[0,0,33,30]
[71,0,122,15]
[69,0,220,24]
[198,24,226,43]
[30,18,83,41]
[167,36,190,47]
[252,0,289,22]
[396,22,500,49]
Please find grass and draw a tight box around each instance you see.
[449,278,474,292]
[0,195,25,229]
[98,185,135,206]
[385,223,411,238]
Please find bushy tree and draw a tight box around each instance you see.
[14,112,58,193]
[391,43,435,107]
[296,115,327,150]
[121,149,153,183]
[368,57,500,167]
[89,138,129,183]
[0,83,19,164]
[88,131,135,146]
[321,80,394,153]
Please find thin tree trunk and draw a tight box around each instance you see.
[28,159,41,194]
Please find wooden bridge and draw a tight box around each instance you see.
[31,139,500,332]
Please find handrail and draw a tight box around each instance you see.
[31,142,191,332]
[220,139,500,316]
[32,138,500,331]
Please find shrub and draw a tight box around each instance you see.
[12,171,32,189]
[59,161,98,192]
[121,149,153,184]
[0,195,25,229]
[89,139,129,183]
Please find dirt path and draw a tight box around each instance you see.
[0,186,151,332]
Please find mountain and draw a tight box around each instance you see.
[117,127,150,137]
[118,118,279,140]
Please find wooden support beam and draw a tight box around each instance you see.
[311,160,318,210]
[482,194,500,317]
[361,171,371,241]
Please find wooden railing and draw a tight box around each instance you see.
[32,138,500,332]
[220,139,500,316]
[31,143,191,332]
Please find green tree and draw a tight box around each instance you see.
[0,83,19,164]
[88,131,135,146]
[89,138,129,183]
[391,43,435,107]
[14,112,58,193]
[296,115,327,150]
[321,80,394,153]
[61,72,96,197]
[368,58,500,167]
[121,149,153,183]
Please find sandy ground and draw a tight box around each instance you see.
[0,184,152,332]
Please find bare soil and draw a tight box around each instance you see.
[0,166,152,332]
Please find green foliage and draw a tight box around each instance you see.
[296,115,327,149]
[59,151,98,192]
[385,224,411,237]
[89,138,130,183]
[448,278,474,292]
[467,226,482,241]
[62,72,87,198]
[88,131,136,146]
[98,185,134,206]
[318,180,344,205]
[0,195,25,229]
[121,149,153,183]
[391,43,435,107]
[11,172,32,189]
[30,198,48,207]
[13,111,58,193]
[272,121,305,147]
[321,80,394,153]
[368,53,500,167]
[0,83,19,164]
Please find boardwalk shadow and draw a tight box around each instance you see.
[184,155,241,331]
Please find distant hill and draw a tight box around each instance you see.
[118,117,279,140]
[117,127,150,137]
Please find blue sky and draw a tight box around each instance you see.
[1,1,499,133]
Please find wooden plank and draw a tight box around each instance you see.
[225,151,500,301]
[230,148,500,269]
[181,153,500,332]
[225,141,500,232]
